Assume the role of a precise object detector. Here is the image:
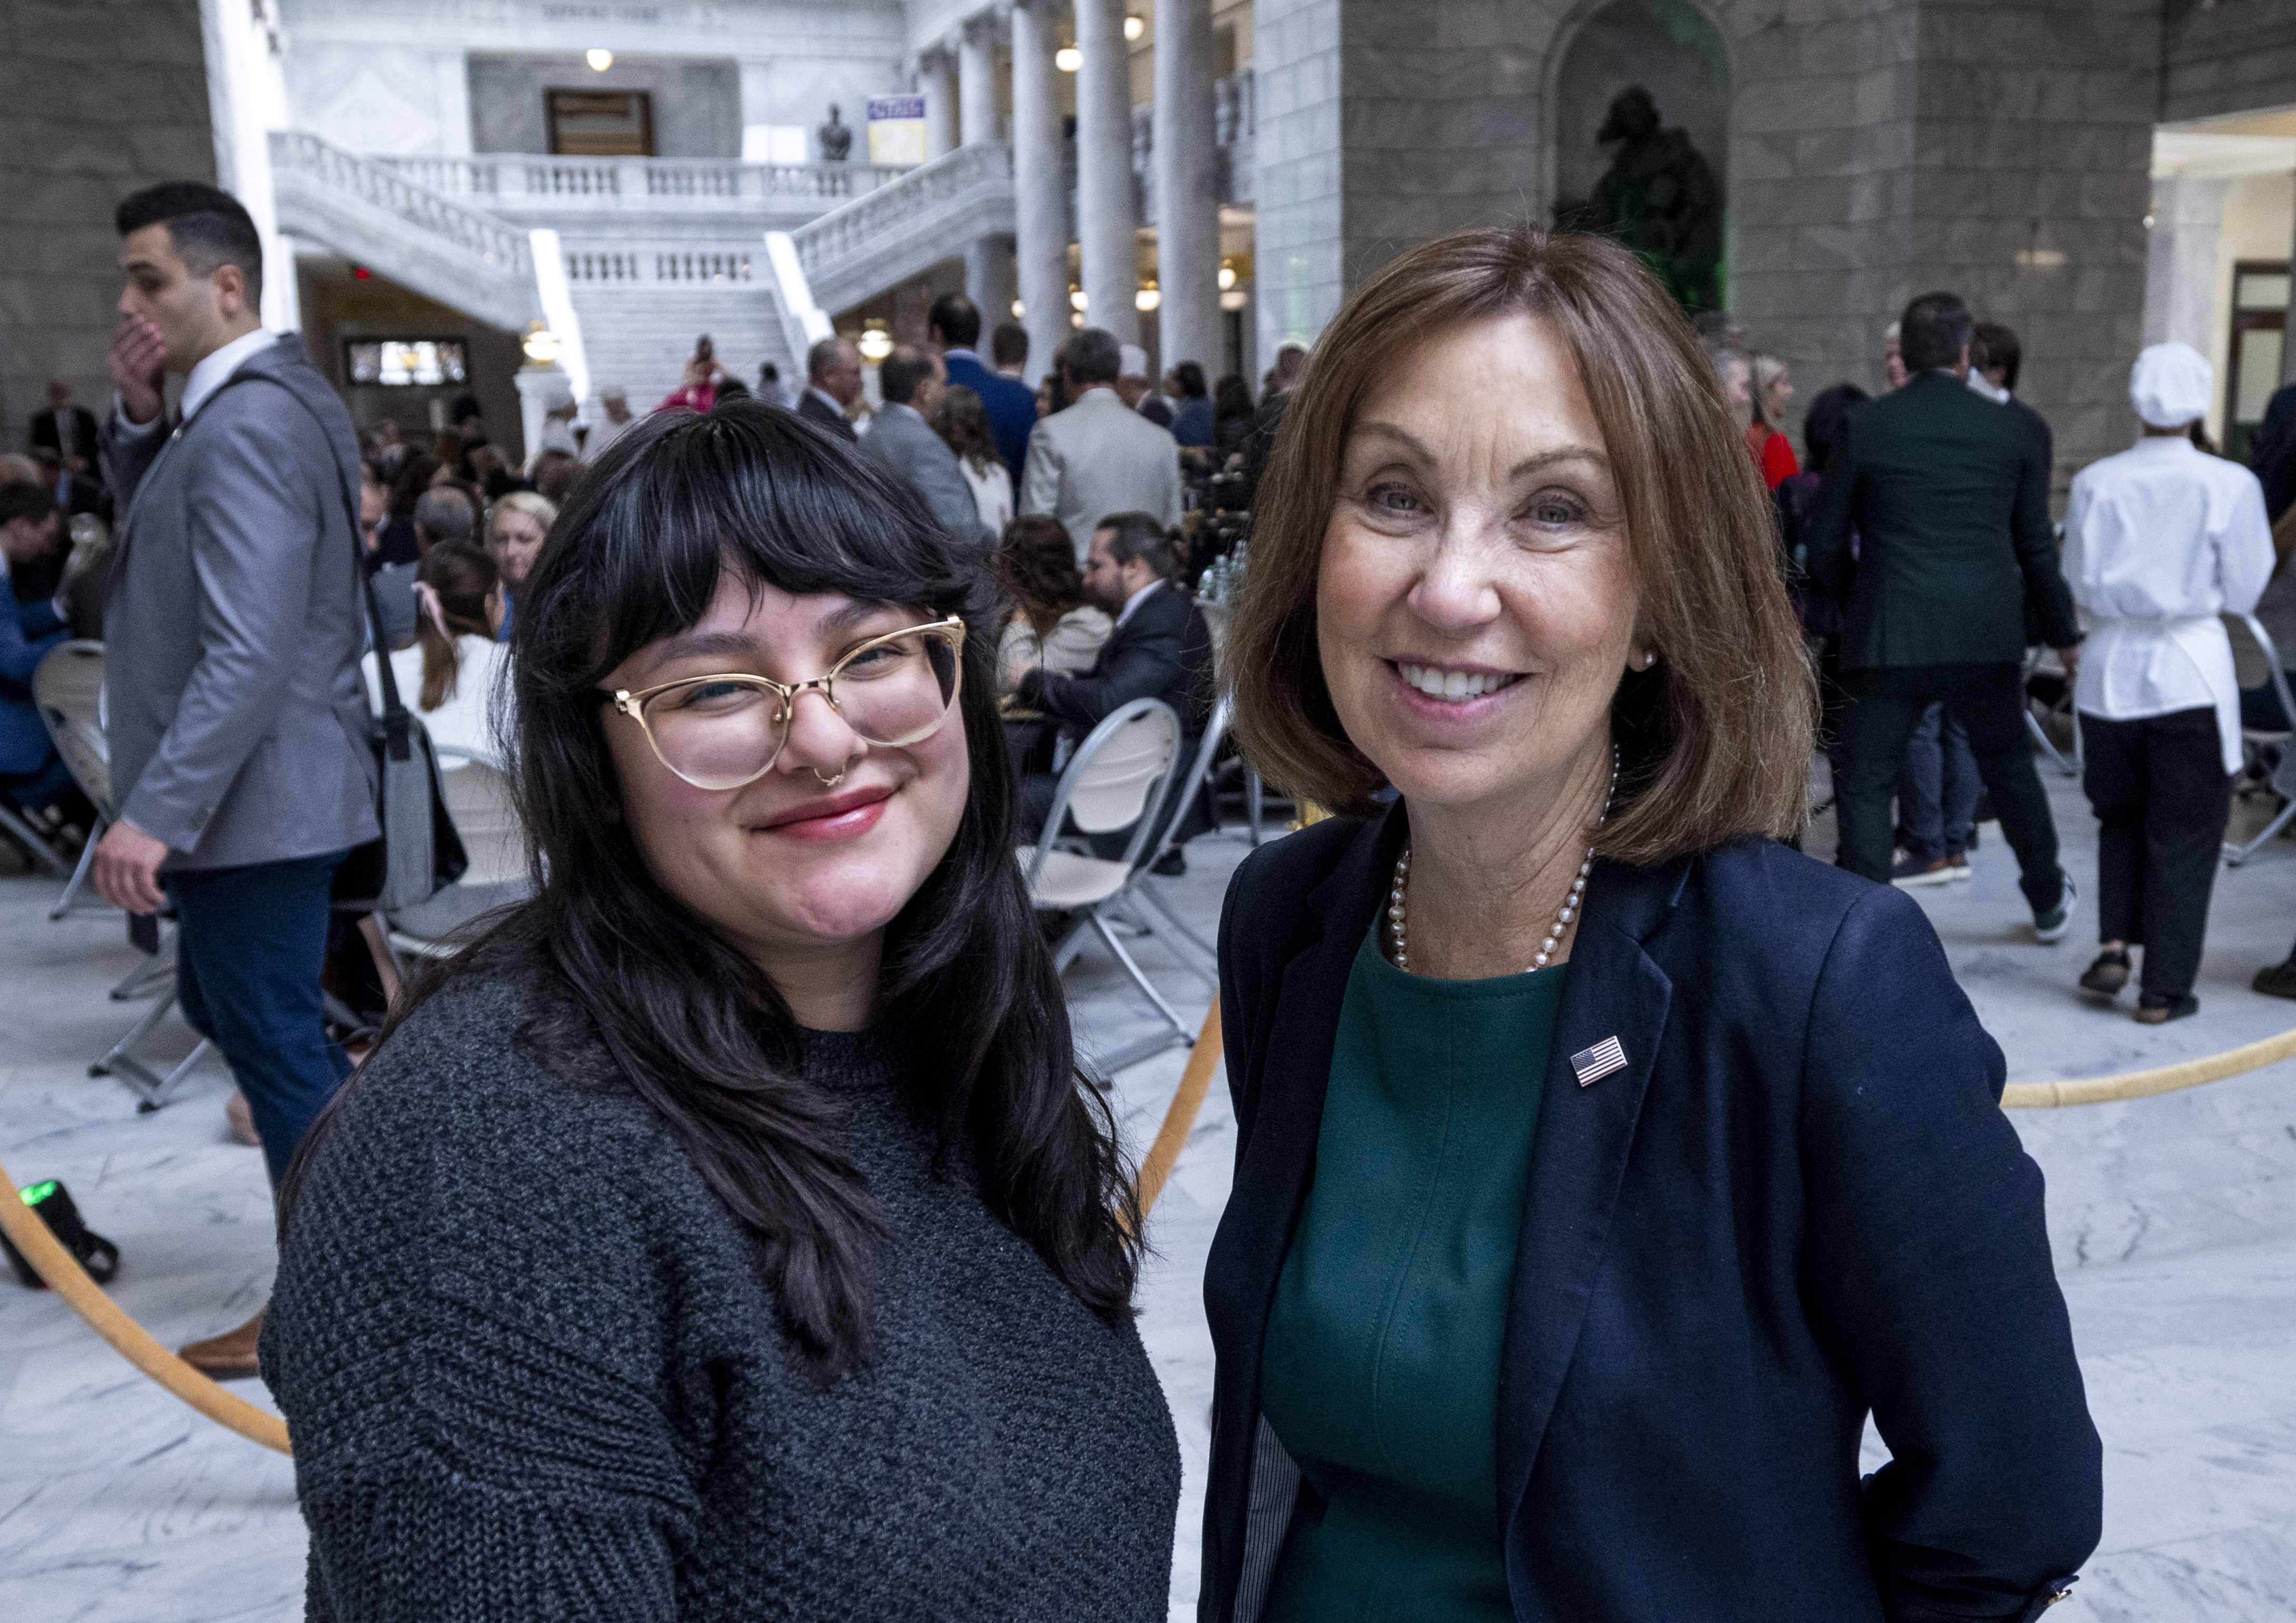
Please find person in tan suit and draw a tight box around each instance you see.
[1019,327,1184,561]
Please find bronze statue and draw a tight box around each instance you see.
[1562,86,1722,315]
[817,104,852,163]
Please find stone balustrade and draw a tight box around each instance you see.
[562,245,759,285]
[789,140,1018,317]
[367,152,911,212]
[270,130,532,276]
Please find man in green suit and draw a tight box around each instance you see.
[1806,290,2085,940]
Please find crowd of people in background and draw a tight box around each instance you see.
[1702,291,2296,1021]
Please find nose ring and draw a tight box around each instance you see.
[813,769,846,788]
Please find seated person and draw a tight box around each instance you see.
[0,484,74,818]
[994,515,1113,693]
[1014,512,1214,865]
[361,541,509,764]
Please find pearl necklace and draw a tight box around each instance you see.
[1387,746,1620,976]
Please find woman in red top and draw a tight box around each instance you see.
[1746,352,1799,490]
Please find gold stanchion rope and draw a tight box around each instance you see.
[6,998,2288,1459]
[0,1150,291,1454]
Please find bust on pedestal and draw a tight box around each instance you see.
[818,105,852,162]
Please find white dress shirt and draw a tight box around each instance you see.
[2061,434,2276,773]
[1115,574,1164,629]
[114,327,279,438]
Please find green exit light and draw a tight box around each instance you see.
[19,1181,57,1206]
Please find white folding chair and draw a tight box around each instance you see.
[383,746,532,959]
[2022,645,2081,779]
[1018,698,1191,1073]
[2222,611,2296,866]
[1123,692,1234,989]
[35,640,113,917]
[33,640,216,1108]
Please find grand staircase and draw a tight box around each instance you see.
[267,130,1015,415]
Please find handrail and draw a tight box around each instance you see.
[268,130,531,277]
[368,151,909,206]
[790,141,1014,284]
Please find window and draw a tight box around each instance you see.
[2226,260,2289,463]
[546,89,655,158]
[344,338,469,388]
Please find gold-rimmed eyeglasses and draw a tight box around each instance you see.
[604,617,966,790]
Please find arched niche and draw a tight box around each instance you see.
[1544,0,1733,309]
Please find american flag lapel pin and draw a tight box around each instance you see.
[1571,1035,1628,1088]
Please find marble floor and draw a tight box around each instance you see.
[4,765,2295,1621]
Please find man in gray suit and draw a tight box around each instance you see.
[93,182,376,1379]
[1021,327,1184,560]
[859,346,992,547]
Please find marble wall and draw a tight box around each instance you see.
[468,54,741,157]
[1248,0,2167,493]
[0,0,215,449]
[276,0,905,156]
[2159,0,2296,127]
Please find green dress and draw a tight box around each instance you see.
[1260,927,1566,1623]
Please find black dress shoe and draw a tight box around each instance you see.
[2254,956,2296,999]
[2078,949,2129,998]
[1150,849,1187,877]
[2135,992,2199,1025]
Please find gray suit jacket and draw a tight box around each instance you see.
[859,403,992,547]
[101,334,378,870]
[1020,387,1185,559]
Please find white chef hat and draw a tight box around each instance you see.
[1118,343,1151,380]
[2129,342,2212,430]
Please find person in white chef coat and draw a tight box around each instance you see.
[2061,341,2276,1023]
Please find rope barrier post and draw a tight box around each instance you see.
[0,1154,292,1455]
[1132,1003,1223,1225]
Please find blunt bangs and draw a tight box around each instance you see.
[523,402,992,690]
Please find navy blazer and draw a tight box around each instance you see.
[944,352,1038,491]
[1202,811,2100,1623]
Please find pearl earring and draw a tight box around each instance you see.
[1638,649,1659,670]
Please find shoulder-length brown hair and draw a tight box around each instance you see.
[1226,225,1813,862]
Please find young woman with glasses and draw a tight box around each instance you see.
[264,402,1180,1622]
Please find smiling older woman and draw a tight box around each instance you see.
[261,403,1179,1621]
[1202,228,2100,1623]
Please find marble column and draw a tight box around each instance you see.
[2284,180,2296,387]
[967,235,1019,330]
[922,47,958,161]
[1073,0,1140,343]
[958,15,1000,147]
[2142,175,2227,357]
[1154,0,1220,376]
[1010,0,1072,383]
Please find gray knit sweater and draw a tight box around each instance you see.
[261,971,1180,1621]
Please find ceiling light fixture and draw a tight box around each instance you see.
[1055,44,1082,72]
[1124,16,1145,41]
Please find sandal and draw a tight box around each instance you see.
[2078,949,2130,997]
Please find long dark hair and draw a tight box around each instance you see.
[1213,372,1255,427]
[928,383,1000,475]
[994,514,1090,638]
[412,541,497,712]
[286,402,1141,1378]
